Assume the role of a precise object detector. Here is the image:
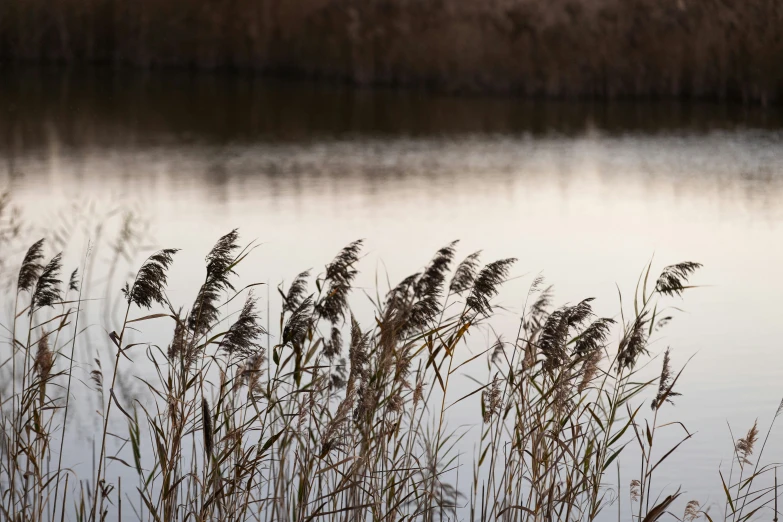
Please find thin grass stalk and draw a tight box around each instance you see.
[53,249,88,522]
[90,298,132,521]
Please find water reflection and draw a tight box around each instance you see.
[3,67,783,151]
[6,134,783,225]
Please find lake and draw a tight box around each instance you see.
[2,68,783,519]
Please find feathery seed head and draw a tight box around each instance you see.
[202,398,213,455]
[573,317,615,359]
[282,296,313,348]
[652,348,681,410]
[449,250,481,296]
[34,332,54,380]
[124,248,178,309]
[218,293,266,357]
[683,500,701,522]
[68,268,79,293]
[18,238,45,294]
[482,376,502,423]
[323,326,343,360]
[188,230,240,335]
[466,258,516,317]
[617,313,649,371]
[283,270,310,313]
[630,480,641,502]
[578,347,602,393]
[32,253,63,312]
[736,420,759,467]
[316,240,363,324]
[655,262,702,297]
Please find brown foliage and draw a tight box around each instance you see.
[1,0,782,103]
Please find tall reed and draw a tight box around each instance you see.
[1,194,780,521]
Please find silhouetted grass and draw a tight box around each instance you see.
[0,193,780,522]
[1,0,782,103]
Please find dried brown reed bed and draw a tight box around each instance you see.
[0,193,781,522]
[1,0,782,103]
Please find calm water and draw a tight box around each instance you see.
[3,68,783,517]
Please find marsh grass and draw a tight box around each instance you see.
[0,194,780,522]
[1,0,782,103]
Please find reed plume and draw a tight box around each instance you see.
[236,353,265,394]
[17,238,45,293]
[449,250,481,295]
[90,358,103,393]
[655,262,702,297]
[631,480,641,502]
[347,315,370,386]
[316,240,363,324]
[574,317,615,359]
[651,348,681,410]
[202,398,213,455]
[323,326,342,360]
[529,284,554,327]
[683,500,701,522]
[282,296,313,347]
[466,258,516,317]
[385,242,458,338]
[31,252,63,311]
[577,346,602,393]
[218,293,265,357]
[189,229,240,335]
[33,332,53,380]
[282,270,310,313]
[617,313,649,371]
[538,298,599,371]
[0,217,727,522]
[167,309,188,359]
[122,248,178,309]
[736,420,759,467]
[481,375,502,424]
[68,268,79,292]
[405,241,457,333]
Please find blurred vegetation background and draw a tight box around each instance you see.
[1,0,781,103]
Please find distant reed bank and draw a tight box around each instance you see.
[1,0,781,103]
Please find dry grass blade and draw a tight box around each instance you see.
[642,489,681,522]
